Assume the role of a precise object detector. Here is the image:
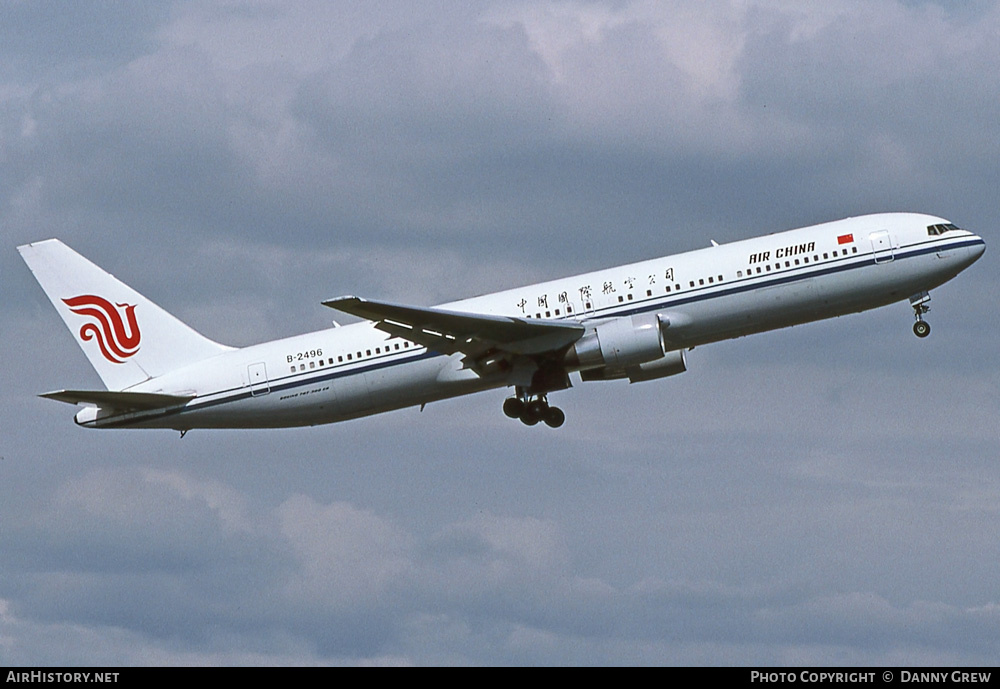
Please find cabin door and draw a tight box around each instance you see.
[869,230,894,263]
[248,362,270,396]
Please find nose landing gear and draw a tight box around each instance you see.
[910,292,931,338]
[502,392,565,428]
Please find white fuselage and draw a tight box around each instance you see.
[78,212,985,429]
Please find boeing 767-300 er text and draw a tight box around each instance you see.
[19,213,985,431]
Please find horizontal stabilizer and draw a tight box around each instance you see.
[322,295,584,356]
[40,389,194,411]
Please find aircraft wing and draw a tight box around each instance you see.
[40,389,194,411]
[322,296,584,357]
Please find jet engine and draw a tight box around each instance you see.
[578,348,687,383]
[564,313,689,383]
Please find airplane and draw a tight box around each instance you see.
[18,212,985,432]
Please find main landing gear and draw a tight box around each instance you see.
[910,292,931,338]
[503,394,565,428]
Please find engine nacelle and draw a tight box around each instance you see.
[565,313,666,371]
[624,348,687,382]
[579,348,687,383]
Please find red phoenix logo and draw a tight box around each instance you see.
[62,295,141,364]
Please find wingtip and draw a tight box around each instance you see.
[17,238,60,252]
[322,295,362,308]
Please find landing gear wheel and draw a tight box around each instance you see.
[522,399,547,426]
[520,407,541,426]
[543,406,565,428]
[909,292,931,339]
[504,390,566,428]
[503,397,525,418]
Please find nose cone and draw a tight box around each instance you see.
[959,231,987,270]
[968,235,986,262]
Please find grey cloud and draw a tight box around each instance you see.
[3,0,999,666]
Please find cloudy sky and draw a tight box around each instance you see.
[2,0,999,666]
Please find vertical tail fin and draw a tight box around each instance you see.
[18,239,232,391]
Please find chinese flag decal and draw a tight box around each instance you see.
[837,234,854,245]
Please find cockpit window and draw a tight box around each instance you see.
[927,223,961,236]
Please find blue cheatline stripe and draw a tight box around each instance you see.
[92,236,982,428]
[89,348,442,427]
[593,236,982,320]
